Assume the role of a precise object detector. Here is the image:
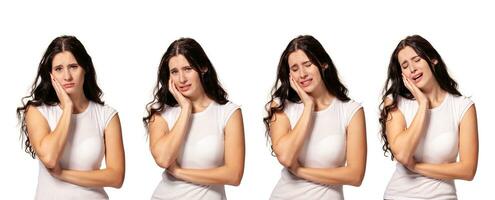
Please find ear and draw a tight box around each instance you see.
[432,59,438,66]
[322,63,329,70]
[200,67,208,74]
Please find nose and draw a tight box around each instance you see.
[178,71,187,83]
[63,68,73,81]
[409,63,417,73]
[299,66,309,79]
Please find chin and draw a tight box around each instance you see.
[302,85,316,93]
[179,90,194,98]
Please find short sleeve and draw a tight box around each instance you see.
[344,100,363,127]
[222,101,240,129]
[160,106,181,129]
[102,105,118,129]
[456,96,474,123]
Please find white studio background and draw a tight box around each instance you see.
[1,0,493,199]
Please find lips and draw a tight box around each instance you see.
[412,73,423,83]
[178,84,191,92]
[63,83,75,88]
[299,78,312,87]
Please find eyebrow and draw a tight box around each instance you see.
[170,65,192,71]
[302,61,311,65]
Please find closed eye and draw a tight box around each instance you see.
[302,61,312,67]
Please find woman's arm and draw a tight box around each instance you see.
[149,107,191,168]
[290,108,367,186]
[385,98,428,167]
[51,114,126,188]
[269,76,315,168]
[270,102,314,168]
[409,105,478,181]
[167,109,245,186]
[149,79,193,168]
[25,76,73,169]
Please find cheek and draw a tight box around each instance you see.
[52,73,64,83]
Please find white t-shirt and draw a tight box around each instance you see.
[270,98,362,200]
[35,101,117,200]
[151,101,240,200]
[384,93,474,200]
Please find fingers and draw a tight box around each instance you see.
[289,75,301,94]
[50,74,63,98]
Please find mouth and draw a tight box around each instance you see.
[63,83,75,89]
[178,84,191,92]
[299,78,313,87]
[412,73,423,83]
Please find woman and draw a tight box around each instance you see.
[379,35,478,199]
[264,35,367,200]
[17,35,125,199]
[143,38,245,200]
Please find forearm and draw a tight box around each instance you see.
[412,161,476,181]
[392,105,428,162]
[153,107,191,166]
[275,105,314,165]
[58,167,124,188]
[294,165,365,186]
[38,108,72,167]
[173,165,243,186]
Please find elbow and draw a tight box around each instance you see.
[109,169,125,188]
[461,169,477,181]
[153,153,174,169]
[276,154,295,168]
[110,178,124,188]
[39,155,58,169]
[227,171,243,186]
[155,159,173,169]
[348,168,365,187]
[227,177,242,186]
[349,174,364,187]
[394,152,412,166]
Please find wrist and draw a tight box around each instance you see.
[303,101,315,110]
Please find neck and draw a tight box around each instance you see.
[310,84,334,111]
[421,82,446,108]
[190,92,212,113]
[69,91,90,114]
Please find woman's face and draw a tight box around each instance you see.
[168,54,205,98]
[398,46,436,89]
[51,51,85,95]
[288,50,325,94]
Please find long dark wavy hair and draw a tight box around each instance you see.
[143,38,228,130]
[263,35,350,153]
[17,35,104,158]
[379,35,462,159]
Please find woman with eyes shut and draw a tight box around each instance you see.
[16,35,125,200]
[143,38,245,200]
[263,35,367,200]
[379,35,478,200]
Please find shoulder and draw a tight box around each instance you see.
[341,99,362,109]
[218,101,241,117]
[451,94,474,106]
[93,102,117,114]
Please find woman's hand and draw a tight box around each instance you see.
[404,157,417,172]
[166,161,181,178]
[288,160,301,176]
[289,75,314,108]
[50,74,73,111]
[402,73,429,108]
[48,163,63,179]
[168,79,192,110]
